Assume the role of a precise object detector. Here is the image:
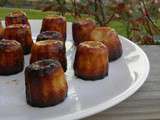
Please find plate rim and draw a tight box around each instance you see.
[51,35,150,120]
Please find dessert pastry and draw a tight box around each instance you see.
[90,27,122,61]
[0,20,3,40]
[5,10,30,26]
[25,59,68,107]
[4,24,33,54]
[74,41,108,80]
[0,39,24,75]
[30,40,67,71]
[72,19,96,46]
[36,31,63,42]
[41,16,66,41]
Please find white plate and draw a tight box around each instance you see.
[0,20,150,120]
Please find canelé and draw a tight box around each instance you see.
[72,19,96,46]
[90,27,122,61]
[0,39,24,75]
[74,41,108,80]
[41,16,66,41]
[4,24,33,54]
[25,59,68,107]
[5,10,30,26]
[30,40,67,71]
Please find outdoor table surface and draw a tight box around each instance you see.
[84,45,160,120]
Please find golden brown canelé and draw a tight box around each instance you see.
[5,10,30,26]
[0,39,24,75]
[30,40,67,71]
[90,27,122,61]
[0,20,3,40]
[36,31,63,42]
[4,24,33,54]
[74,41,108,80]
[41,16,66,41]
[72,19,96,46]
[25,59,68,107]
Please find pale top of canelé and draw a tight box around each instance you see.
[94,27,115,32]
[90,27,117,42]
[35,40,63,46]
[73,18,96,25]
[8,10,27,17]
[44,15,66,21]
[79,41,106,49]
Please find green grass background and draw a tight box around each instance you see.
[0,7,128,36]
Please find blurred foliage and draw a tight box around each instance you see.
[42,0,160,44]
[0,0,8,6]
[0,0,160,44]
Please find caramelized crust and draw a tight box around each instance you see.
[5,10,30,26]
[72,19,96,46]
[74,41,108,80]
[41,16,66,41]
[30,40,67,71]
[4,24,33,54]
[90,27,122,61]
[36,31,63,42]
[25,59,68,107]
[0,40,24,75]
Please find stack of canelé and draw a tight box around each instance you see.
[0,10,122,107]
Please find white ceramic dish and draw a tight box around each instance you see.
[0,20,150,120]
